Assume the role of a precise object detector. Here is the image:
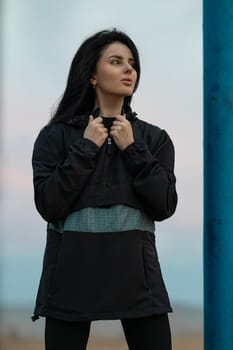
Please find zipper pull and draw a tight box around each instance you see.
[107,137,112,155]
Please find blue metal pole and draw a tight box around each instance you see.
[204,1,233,349]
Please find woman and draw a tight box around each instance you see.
[31,29,177,350]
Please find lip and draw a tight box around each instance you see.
[121,79,134,85]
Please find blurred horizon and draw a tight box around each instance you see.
[1,0,203,310]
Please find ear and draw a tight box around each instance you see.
[90,75,97,85]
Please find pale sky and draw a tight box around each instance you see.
[1,0,203,307]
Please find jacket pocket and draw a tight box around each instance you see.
[47,233,66,296]
[142,242,152,294]
[141,233,170,303]
[35,230,63,308]
[46,230,152,314]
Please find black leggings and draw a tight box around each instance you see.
[45,313,172,350]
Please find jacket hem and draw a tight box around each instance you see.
[32,305,172,322]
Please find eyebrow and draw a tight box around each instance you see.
[107,55,135,61]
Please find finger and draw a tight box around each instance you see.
[115,114,127,122]
[110,130,117,137]
[111,125,121,131]
[94,116,103,123]
[115,114,124,119]
[100,125,108,132]
[88,115,94,123]
[113,120,122,126]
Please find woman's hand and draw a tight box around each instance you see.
[83,115,108,147]
[110,114,134,150]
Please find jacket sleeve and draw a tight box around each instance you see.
[120,129,177,221]
[32,126,100,222]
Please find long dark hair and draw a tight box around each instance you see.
[49,29,141,124]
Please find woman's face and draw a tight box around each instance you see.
[91,42,137,98]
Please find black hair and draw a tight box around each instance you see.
[49,28,140,124]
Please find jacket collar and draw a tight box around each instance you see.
[66,106,138,128]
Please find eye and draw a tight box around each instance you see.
[111,59,121,65]
[130,62,136,69]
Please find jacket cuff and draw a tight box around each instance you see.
[70,137,100,158]
[120,141,155,175]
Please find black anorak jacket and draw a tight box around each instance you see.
[31,110,177,322]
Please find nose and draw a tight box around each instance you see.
[123,62,133,73]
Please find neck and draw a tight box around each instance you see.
[95,94,124,117]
